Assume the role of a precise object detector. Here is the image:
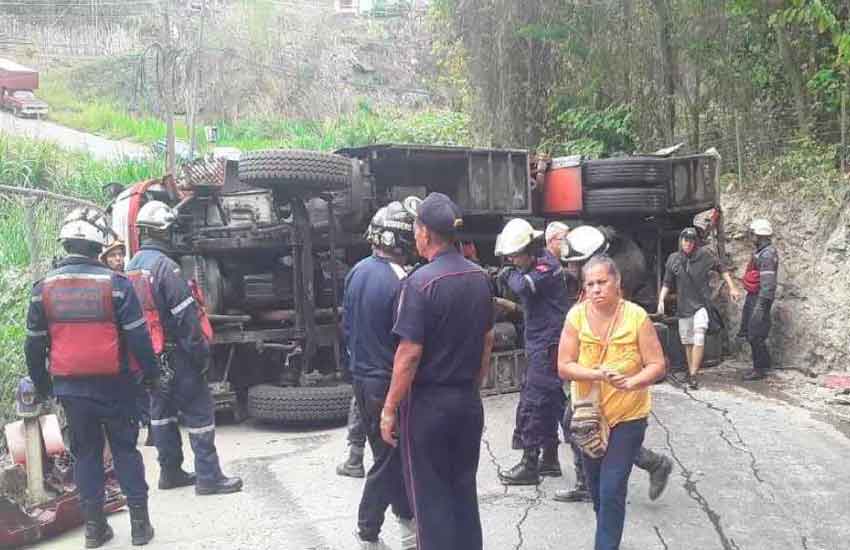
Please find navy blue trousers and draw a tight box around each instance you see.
[401,384,483,550]
[741,294,773,372]
[582,418,647,550]
[512,348,565,450]
[150,352,223,483]
[354,377,413,541]
[346,394,367,448]
[60,396,149,508]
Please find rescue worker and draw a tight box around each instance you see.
[336,396,367,478]
[657,227,741,389]
[739,218,779,381]
[545,221,570,259]
[381,192,494,550]
[552,226,674,504]
[25,207,158,548]
[99,238,154,446]
[100,239,126,273]
[126,201,243,495]
[346,202,418,549]
[496,218,569,485]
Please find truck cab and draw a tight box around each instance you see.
[0,58,49,118]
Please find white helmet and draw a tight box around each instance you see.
[58,207,110,247]
[136,200,176,231]
[749,218,773,237]
[563,225,609,262]
[495,218,543,257]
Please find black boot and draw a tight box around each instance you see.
[552,464,592,502]
[158,466,197,490]
[539,444,562,477]
[636,448,673,501]
[196,475,243,496]
[336,445,365,478]
[129,503,155,546]
[83,502,114,549]
[499,448,540,486]
[144,423,155,447]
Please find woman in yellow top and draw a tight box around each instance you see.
[558,255,666,550]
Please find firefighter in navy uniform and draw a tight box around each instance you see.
[126,201,243,496]
[739,218,779,381]
[381,192,495,550]
[25,208,159,548]
[495,218,570,485]
[347,202,419,550]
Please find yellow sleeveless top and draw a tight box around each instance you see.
[567,300,652,428]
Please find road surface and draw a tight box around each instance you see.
[41,368,849,550]
[0,110,148,162]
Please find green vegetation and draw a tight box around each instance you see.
[39,73,471,152]
[215,104,471,151]
[0,269,30,429]
[39,77,192,144]
[0,135,164,427]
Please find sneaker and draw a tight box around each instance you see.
[742,369,766,381]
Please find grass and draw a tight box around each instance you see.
[39,73,471,151]
[0,269,30,430]
[0,135,166,431]
[40,77,192,144]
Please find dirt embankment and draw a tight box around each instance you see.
[720,189,850,375]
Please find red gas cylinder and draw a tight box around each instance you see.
[542,156,582,215]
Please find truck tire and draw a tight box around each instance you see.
[239,150,352,192]
[583,187,667,216]
[246,383,353,424]
[583,158,671,188]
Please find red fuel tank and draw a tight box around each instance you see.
[542,156,583,215]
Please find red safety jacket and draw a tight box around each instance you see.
[126,268,166,355]
[188,279,215,344]
[742,259,760,294]
[42,273,123,377]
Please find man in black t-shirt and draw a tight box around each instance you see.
[657,228,741,389]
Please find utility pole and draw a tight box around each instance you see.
[188,0,206,159]
[161,0,176,177]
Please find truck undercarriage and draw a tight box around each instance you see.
[107,144,727,424]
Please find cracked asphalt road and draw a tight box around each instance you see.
[43,376,849,550]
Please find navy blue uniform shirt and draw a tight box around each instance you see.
[343,254,407,381]
[25,255,158,403]
[392,248,493,386]
[502,250,569,355]
[126,242,210,366]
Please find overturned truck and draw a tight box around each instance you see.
[108,145,726,424]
